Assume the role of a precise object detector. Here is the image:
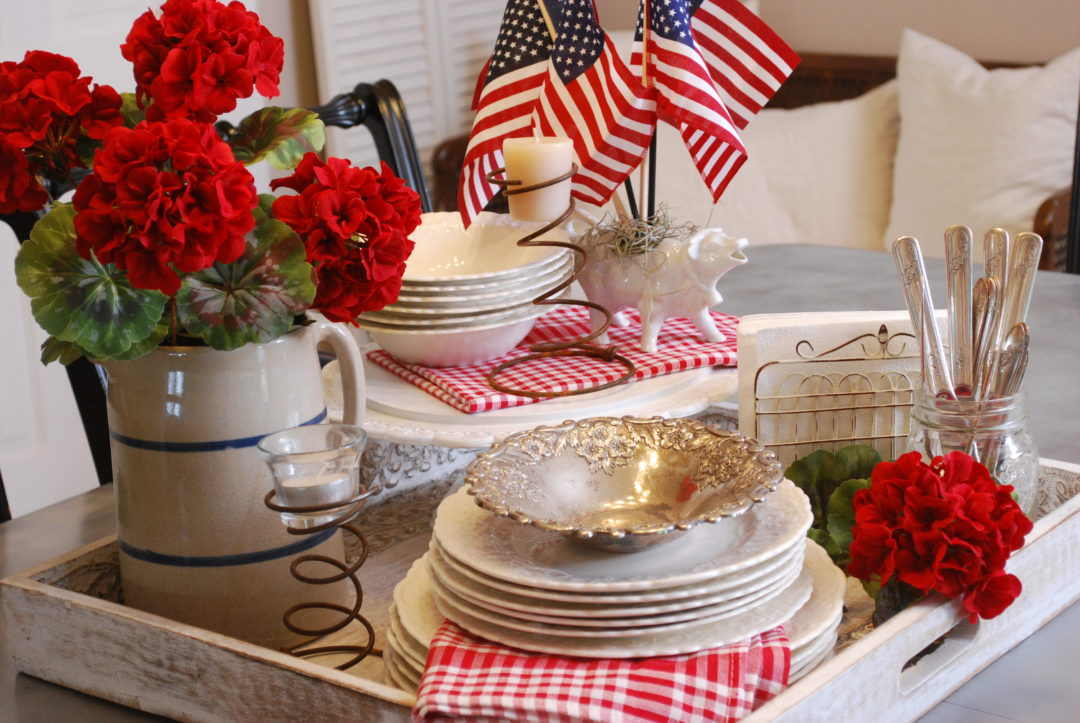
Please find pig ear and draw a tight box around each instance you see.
[686,229,708,260]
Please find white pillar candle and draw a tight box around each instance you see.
[502,136,574,223]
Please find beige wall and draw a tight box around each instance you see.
[596,0,1079,63]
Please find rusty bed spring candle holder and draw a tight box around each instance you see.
[259,424,378,671]
[483,164,635,398]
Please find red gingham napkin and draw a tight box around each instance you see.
[368,306,738,413]
[412,621,789,722]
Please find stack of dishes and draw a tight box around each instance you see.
[387,520,847,690]
[420,483,813,657]
[358,211,573,367]
[786,540,846,683]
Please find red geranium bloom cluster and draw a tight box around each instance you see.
[72,118,257,294]
[848,451,1033,622]
[121,0,283,122]
[0,51,123,213]
[271,153,422,322]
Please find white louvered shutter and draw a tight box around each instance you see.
[309,0,504,190]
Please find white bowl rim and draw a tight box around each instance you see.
[403,212,569,283]
[360,306,550,335]
[402,247,571,287]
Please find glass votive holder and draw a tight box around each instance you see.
[258,424,377,530]
[906,390,1038,514]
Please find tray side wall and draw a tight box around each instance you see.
[1,569,412,722]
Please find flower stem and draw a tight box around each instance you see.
[170,298,179,346]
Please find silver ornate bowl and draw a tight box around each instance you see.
[465,417,784,553]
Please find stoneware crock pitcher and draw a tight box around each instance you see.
[101,317,365,648]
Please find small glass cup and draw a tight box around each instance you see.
[258,424,377,530]
[906,390,1038,514]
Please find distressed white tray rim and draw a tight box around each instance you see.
[749,457,1080,722]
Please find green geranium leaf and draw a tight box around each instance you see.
[227,107,325,169]
[787,449,832,527]
[40,337,88,365]
[831,446,881,483]
[15,204,168,362]
[109,320,170,360]
[827,477,872,565]
[119,92,145,127]
[176,197,314,350]
[786,445,884,569]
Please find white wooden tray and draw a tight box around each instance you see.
[2,462,1078,722]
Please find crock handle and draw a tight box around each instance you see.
[309,319,366,426]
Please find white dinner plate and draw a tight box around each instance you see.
[790,620,838,672]
[432,559,813,658]
[783,539,846,650]
[428,542,804,629]
[790,638,836,683]
[393,557,445,649]
[431,481,812,593]
[385,624,425,677]
[428,528,805,609]
[387,605,428,670]
[428,554,803,636]
[382,645,420,692]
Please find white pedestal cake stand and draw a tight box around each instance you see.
[325,355,739,450]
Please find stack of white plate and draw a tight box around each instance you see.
[383,602,430,694]
[358,212,574,367]
[787,541,846,683]
[387,534,846,691]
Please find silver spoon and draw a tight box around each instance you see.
[944,225,974,391]
[893,236,956,398]
[1001,232,1043,334]
[984,227,1010,292]
[996,322,1030,396]
[973,277,1002,400]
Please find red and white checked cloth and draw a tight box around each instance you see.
[367,306,739,414]
[412,621,790,723]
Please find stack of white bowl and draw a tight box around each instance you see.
[358,212,574,368]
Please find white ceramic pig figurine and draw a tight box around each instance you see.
[576,228,748,352]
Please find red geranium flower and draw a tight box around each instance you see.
[270,153,421,322]
[848,451,1033,622]
[72,118,256,294]
[0,51,123,213]
[121,0,283,122]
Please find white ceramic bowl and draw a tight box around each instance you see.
[394,260,575,308]
[403,211,570,284]
[367,309,548,367]
[359,301,538,327]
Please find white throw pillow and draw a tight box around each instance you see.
[653,80,900,251]
[883,30,1080,260]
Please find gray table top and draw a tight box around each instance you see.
[2,244,1078,722]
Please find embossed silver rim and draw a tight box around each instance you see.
[465,416,783,541]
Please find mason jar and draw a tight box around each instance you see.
[906,390,1038,514]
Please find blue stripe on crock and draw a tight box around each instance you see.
[119,527,336,567]
[109,408,328,452]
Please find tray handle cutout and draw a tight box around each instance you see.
[899,618,979,695]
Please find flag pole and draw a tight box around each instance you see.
[647,132,657,219]
[639,0,651,220]
[623,178,639,219]
[536,0,556,40]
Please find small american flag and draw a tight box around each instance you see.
[533,0,656,207]
[632,0,799,202]
[458,0,554,225]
